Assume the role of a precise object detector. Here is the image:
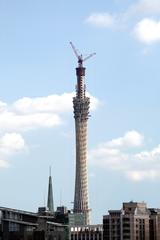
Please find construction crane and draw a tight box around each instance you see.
[70,42,96,67]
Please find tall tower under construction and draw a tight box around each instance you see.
[70,42,95,225]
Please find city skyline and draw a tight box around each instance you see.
[0,0,160,224]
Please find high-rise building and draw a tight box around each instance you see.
[70,42,95,225]
[103,201,150,240]
[149,208,160,240]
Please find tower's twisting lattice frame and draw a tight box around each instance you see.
[70,42,95,225]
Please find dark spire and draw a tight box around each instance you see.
[47,166,54,213]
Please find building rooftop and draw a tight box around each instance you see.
[0,206,37,216]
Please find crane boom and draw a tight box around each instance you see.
[70,41,96,67]
[83,52,96,62]
[70,42,80,60]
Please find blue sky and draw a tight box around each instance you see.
[1,0,160,224]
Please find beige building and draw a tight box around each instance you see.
[70,224,103,240]
[149,208,160,240]
[103,201,150,240]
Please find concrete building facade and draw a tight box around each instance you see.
[0,206,69,240]
[0,206,38,240]
[70,224,103,240]
[149,208,160,240]
[103,202,150,240]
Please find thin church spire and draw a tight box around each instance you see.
[47,166,54,213]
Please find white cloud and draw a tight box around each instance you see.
[134,18,160,44]
[135,144,160,162]
[127,0,160,17]
[0,133,26,168]
[87,93,100,111]
[0,93,99,133]
[0,133,26,154]
[0,101,7,112]
[85,0,160,45]
[86,0,160,26]
[0,93,99,168]
[89,131,160,182]
[85,13,116,28]
[90,147,128,171]
[13,93,73,114]
[0,112,61,132]
[13,93,99,114]
[105,130,144,148]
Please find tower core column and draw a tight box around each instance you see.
[73,65,90,225]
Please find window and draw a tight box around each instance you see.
[9,222,20,232]
[25,226,34,232]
